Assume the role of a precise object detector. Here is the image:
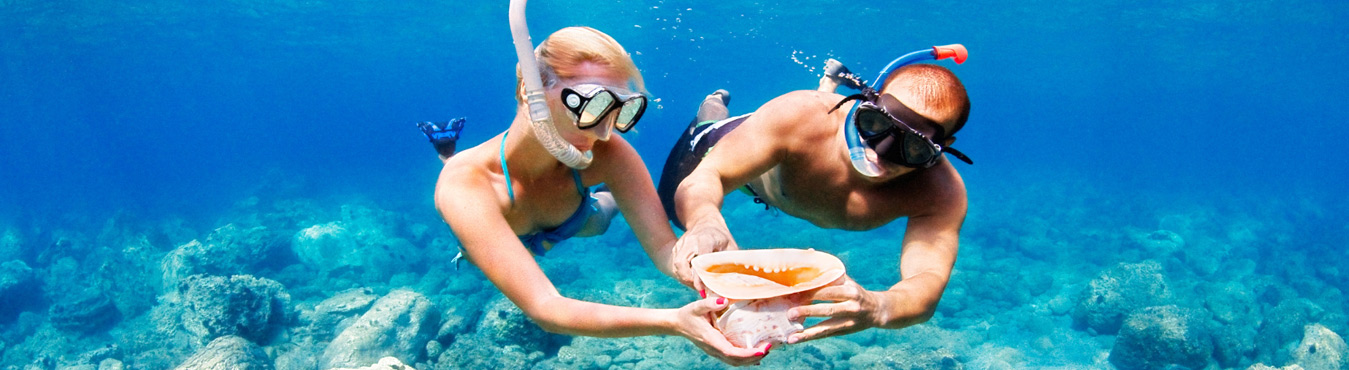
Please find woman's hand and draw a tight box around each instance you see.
[672,297,769,366]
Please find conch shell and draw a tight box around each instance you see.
[692,248,845,300]
[691,248,846,348]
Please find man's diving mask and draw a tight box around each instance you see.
[854,94,971,168]
[561,84,647,133]
[829,44,972,173]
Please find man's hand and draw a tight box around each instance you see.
[670,223,738,293]
[785,277,933,344]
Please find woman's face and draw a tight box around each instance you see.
[548,62,631,152]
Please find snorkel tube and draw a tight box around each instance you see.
[510,0,593,169]
[843,44,967,178]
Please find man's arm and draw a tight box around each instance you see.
[881,207,964,326]
[787,168,967,342]
[670,93,815,288]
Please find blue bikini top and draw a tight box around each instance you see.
[500,132,598,256]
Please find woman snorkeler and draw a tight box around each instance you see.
[426,26,768,365]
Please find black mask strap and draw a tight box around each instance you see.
[828,94,868,114]
[943,145,973,165]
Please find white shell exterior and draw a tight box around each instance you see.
[691,248,846,300]
[714,295,806,349]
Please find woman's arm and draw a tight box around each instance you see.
[434,164,657,334]
[589,136,681,281]
[434,162,766,363]
[435,155,767,363]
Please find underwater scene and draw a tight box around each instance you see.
[2,0,1347,369]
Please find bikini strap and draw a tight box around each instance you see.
[570,169,585,196]
[500,132,515,205]
[502,131,584,202]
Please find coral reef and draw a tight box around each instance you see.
[173,335,273,370]
[331,357,417,370]
[161,224,288,290]
[1109,305,1214,370]
[429,294,571,369]
[289,204,426,283]
[432,332,545,370]
[1248,365,1306,370]
[1292,324,1347,370]
[1073,261,1173,335]
[321,289,438,369]
[1258,298,1330,364]
[294,287,379,342]
[174,274,292,344]
[1202,280,1263,366]
[0,260,38,322]
[0,228,22,265]
[48,288,122,334]
[474,294,569,354]
[1,177,1346,369]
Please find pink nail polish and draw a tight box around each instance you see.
[765,343,772,353]
[699,289,706,298]
[716,297,725,305]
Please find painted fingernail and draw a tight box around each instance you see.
[699,289,706,298]
[716,297,725,305]
[765,343,773,353]
[754,351,764,356]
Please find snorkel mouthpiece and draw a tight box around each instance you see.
[509,0,593,169]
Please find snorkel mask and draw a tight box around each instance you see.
[561,83,647,133]
[829,45,971,178]
[509,0,593,169]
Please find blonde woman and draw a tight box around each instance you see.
[429,27,767,365]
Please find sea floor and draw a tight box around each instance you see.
[0,174,1345,369]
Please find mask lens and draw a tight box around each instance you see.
[577,92,615,129]
[855,106,895,136]
[901,131,938,165]
[613,96,646,132]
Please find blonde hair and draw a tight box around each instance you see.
[516,26,646,102]
[882,64,970,136]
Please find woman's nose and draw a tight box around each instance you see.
[592,124,613,141]
[588,115,615,141]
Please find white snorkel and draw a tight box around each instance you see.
[509,0,593,169]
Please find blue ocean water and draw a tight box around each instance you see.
[1,1,1347,369]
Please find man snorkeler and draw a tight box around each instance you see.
[658,45,973,345]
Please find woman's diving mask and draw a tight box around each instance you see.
[561,83,647,133]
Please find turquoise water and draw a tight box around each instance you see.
[1,1,1347,369]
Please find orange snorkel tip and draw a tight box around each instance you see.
[933,44,968,64]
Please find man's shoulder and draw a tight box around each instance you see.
[752,90,844,132]
[765,90,840,113]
